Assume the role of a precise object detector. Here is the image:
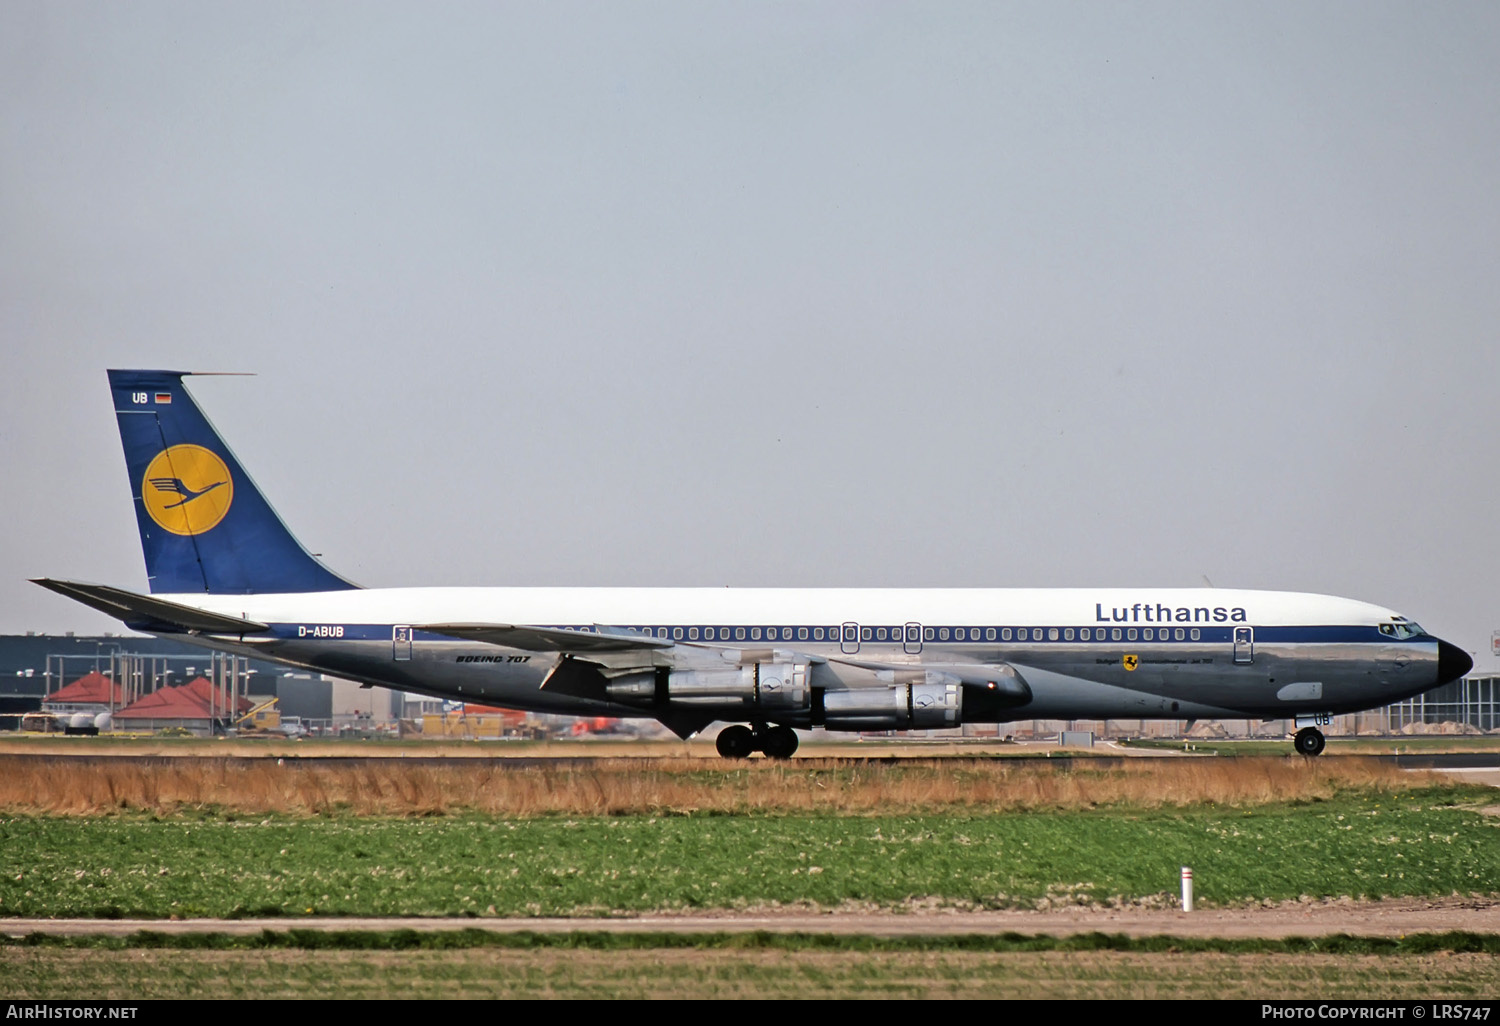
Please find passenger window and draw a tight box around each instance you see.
[673,627,683,640]
[689,627,699,640]
[986,628,996,641]
[1112,628,1122,641]
[939,628,950,640]
[1002,628,1012,641]
[814,627,824,641]
[1190,628,1200,641]
[1143,628,1153,641]
[1064,628,1074,640]
[1127,628,1138,641]
[1048,628,1059,641]
[1175,628,1185,641]
[798,627,808,641]
[955,628,966,641]
[861,627,873,641]
[924,627,935,641]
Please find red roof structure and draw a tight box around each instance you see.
[45,670,125,707]
[460,703,526,723]
[113,677,252,722]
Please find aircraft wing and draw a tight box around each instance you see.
[31,578,269,634]
[419,622,675,654]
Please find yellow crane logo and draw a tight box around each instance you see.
[141,445,233,536]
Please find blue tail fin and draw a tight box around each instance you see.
[108,370,357,594]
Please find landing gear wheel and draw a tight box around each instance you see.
[1294,727,1326,757]
[760,726,799,760]
[716,724,756,759]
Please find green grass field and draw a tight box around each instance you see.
[2,759,1496,999]
[2,784,1495,919]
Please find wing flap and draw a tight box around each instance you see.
[31,578,269,634]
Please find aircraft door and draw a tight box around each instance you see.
[393,625,412,661]
[904,622,923,655]
[841,622,860,655]
[1233,626,1254,664]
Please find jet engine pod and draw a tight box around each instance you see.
[909,681,962,728]
[821,680,963,731]
[604,662,810,711]
[602,671,657,705]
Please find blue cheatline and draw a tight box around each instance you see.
[108,369,358,595]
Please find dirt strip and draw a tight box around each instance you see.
[4,898,1497,940]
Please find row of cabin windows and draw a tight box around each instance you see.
[617,625,1207,643]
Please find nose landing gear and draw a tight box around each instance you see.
[1293,726,1326,757]
[714,723,799,760]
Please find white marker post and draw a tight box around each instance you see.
[1181,866,1194,912]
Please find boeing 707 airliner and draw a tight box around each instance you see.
[33,370,1472,758]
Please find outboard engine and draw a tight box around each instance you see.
[606,661,811,712]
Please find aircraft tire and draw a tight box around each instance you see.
[716,724,756,759]
[760,726,799,760]
[1294,727,1326,757]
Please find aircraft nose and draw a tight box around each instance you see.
[1436,639,1473,686]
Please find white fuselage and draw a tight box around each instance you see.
[148,586,1446,727]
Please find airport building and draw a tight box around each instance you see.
[0,633,429,736]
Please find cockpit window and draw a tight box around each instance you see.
[1380,621,1426,639]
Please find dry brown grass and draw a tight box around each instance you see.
[0,755,1438,817]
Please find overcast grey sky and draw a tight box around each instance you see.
[4,2,1499,665]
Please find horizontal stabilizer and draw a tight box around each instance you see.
[420,622,674,653]
[31,578,269,634]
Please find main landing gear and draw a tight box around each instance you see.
[1294,726,1326,757]
[715,723,799,760]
